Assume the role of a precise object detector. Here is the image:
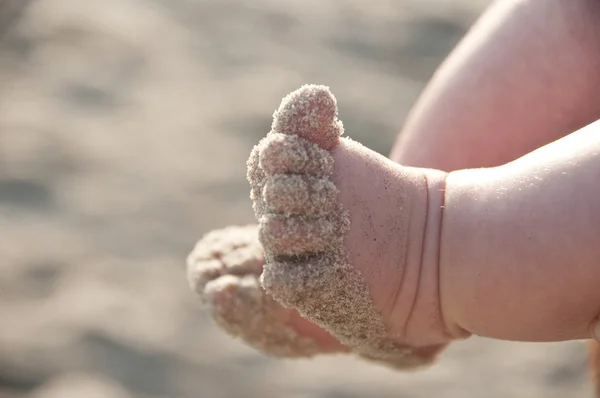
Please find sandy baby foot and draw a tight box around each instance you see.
[248,85,451,366]
[187,224,345,357]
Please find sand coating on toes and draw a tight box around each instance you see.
[187,225,322,357]
[272,85,343,150]
[247,85,415,363]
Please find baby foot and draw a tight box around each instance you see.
[248,85,451,366]
[187,224,444,368]
[187,224,344,357]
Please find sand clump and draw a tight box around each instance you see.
[247,85,418,365]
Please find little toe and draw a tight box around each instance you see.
[272,84,343,150]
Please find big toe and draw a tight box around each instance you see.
[272,84,344,150]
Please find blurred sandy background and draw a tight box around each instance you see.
[0,0,593,397]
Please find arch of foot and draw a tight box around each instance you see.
[247,85,426,367]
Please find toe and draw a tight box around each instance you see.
[187,225,263,297]
[258,133,333,177]
[263,174,338,216]
[220,243,264,276]
[187,258,223,297]
[259,214,342,255]
[272,84,343,150]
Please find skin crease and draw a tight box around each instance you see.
[330,139,452,347]
[387,0,600,342]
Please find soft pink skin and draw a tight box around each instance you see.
[330,140,453,347]
[389,0,600,343]
[441,123,600,342]
[392,0,600,171]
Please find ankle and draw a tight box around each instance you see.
[435,169,473,341]
[424,169,470,341]
[393,168,469,346]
